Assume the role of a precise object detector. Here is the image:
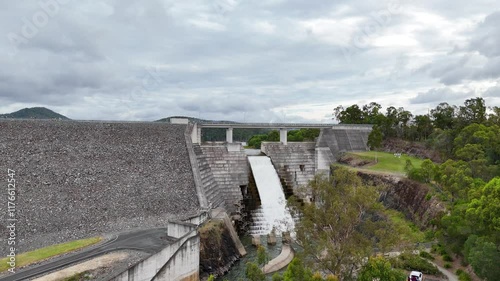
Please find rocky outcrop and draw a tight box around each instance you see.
[357,172,446,228]
[199,220,241,278]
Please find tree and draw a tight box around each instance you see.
[420,159,436,183]
[357,256,406,281]
[458,98,487,128]
[257,245,269,266]
[334,104,365,124]
[288,167,401,279]
[435,160,474,200]
[465,178,500,240]
[397,107,413,138]
[283,258,313,281]
[245,262,265,281]
[413,114,434,140]
[488,106,500,125]
[431,102,456,130]
[464,236,500,280]
[362,102,383,124]
[367,126,383,150]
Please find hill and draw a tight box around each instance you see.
[0,107,70,120]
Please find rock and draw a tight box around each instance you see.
[252,235,261,246]
[267,233,277,245]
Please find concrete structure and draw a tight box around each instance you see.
[211,208,247,257]
[262,244,294,274]
[261,125,372,191]
[196,122,336,144]
[261,142,317,193]
[110,220,200,281]
[193,143,248,215]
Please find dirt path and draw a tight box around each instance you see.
[33,252,129,281]
[430,261,459,281]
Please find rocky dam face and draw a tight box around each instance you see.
[0,120,201,255]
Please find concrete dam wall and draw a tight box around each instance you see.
[0,120,201,255]
[262,126,371,191]
[193,143,248,215]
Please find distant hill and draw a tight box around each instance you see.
[157,116,270,142]
[0,107,70,120]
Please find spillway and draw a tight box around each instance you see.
[248,156,294,235]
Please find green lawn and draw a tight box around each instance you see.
[345,151,425,174]
[0,237,102,272]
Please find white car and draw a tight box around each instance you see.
[408,271,424,281]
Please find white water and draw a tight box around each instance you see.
[248,156,295,235]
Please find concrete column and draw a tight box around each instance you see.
[191,123,201,144]
[196,126,202,144]
[280,129,288,145]
[226,127,233,143]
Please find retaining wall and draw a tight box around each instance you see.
[111,221,200,281]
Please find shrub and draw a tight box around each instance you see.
[272,273,284,281]
[424,230,435,240]
[442,253,453,262]
[444,262,452,268]
[419,251,434,260]
[389,253,440,275]
[456,270,472,281]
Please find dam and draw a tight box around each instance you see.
[0,118,371,280]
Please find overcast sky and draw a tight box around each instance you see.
[1,0,499,122]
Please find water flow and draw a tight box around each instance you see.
[248,156,294,235]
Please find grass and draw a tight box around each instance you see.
[344,151,425,174]
[385,209,425,243]
[0,237,102,272]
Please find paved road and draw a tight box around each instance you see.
[0,228,174,281]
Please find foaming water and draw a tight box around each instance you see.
[248,156,294,235]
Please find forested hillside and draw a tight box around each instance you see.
[334,98,500,280]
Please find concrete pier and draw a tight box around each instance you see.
[262,244,295,274]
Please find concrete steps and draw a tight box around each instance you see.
[196,145,248,214]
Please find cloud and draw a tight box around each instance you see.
[410,88,472,104]
[468,11,500,58]
[0,1,499,121]
[484,85,500,98]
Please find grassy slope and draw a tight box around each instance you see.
[344,151,425,174]
[339,151,428,244]
[0,237,102,272]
